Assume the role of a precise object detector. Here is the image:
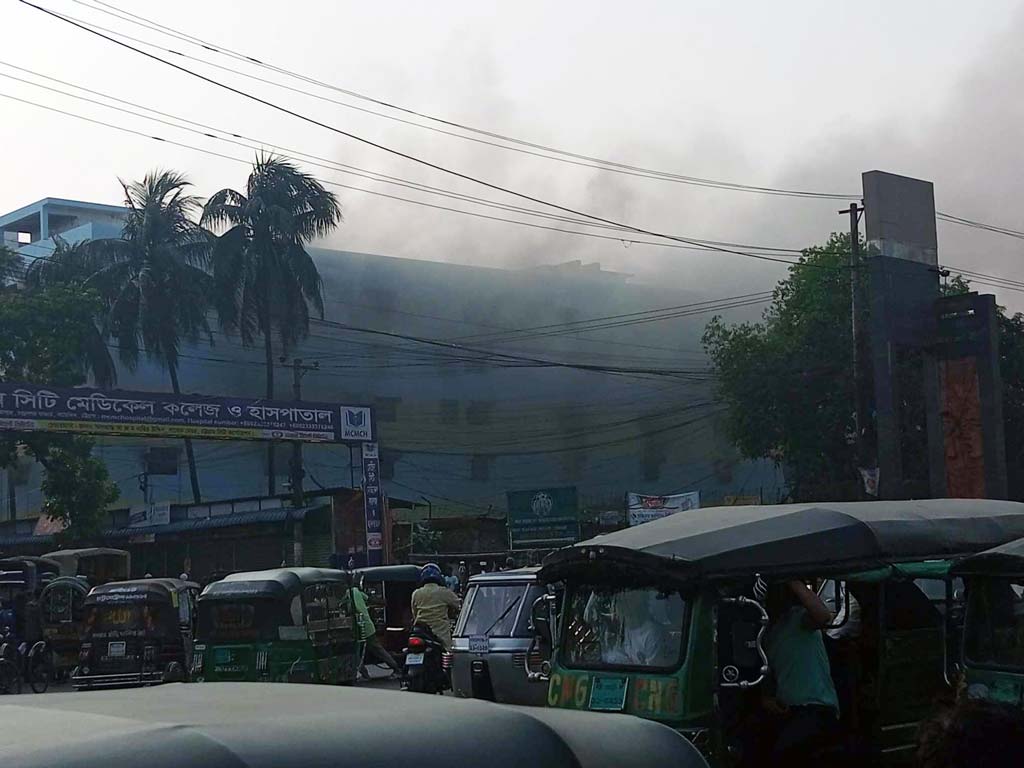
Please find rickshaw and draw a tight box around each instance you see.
[950,535,1024,705]
[38,548,130,679]
[193,568,360,685]
[0,557,55,693]
[72,578,198,689]
[42,547,130,583]
[531,499,1024,766]
[352,564,420,663]
[0,682,711,768]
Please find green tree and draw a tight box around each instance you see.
[0,244,22,285]
[702,235,1024,502]
[23,237,117,388]
[92,170,213,503]
[203,155,341,495]
[702,233,860,501]
[0,284,120,537]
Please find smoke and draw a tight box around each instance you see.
[317,7,1024,309]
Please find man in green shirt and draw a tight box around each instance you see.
[353,586,401,678]
[750,579,839,766]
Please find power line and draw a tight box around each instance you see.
[17,1,860,269]
[64,0,859,201]
[58,0,1024,242]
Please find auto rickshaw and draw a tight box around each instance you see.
[530,499,1024,766]
[352,564,420,663]
[193,568,360,685]
[949,535,1024,705]
[72,578,198,689]
[1,683,711,768]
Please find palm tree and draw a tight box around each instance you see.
[203,155,341,495]
[91,170,213,504]
[22,238,117,389]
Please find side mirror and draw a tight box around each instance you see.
[717,596,769,689]
[526,594,557,683]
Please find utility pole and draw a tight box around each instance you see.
[288,358,320,509]
[843,202,874,495]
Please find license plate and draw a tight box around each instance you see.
[468,635,489,653]
[107,641,126,658]
[589,676,629,711]
[405,653,424,666]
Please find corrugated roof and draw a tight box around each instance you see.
[105,506,316,538]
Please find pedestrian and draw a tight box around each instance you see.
[352,584,401,679]
[445,565,460,594]
[457,560,468,592]
[347,555,356,570]
[503,556,516,571]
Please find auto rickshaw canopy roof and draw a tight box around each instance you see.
[85,578,196,605]
[202,568,349,600]
[541,499,1024,583]
[0,683,709,768]
[41,547,129,577]
[951,535,1024,577]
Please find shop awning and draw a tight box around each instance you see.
[104,506,319,539]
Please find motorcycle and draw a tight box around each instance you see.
[403,624,451,694]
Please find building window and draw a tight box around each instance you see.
[465,401,494,425]
[375,397,401,423]
[145,447,179,476]
[470,455,493,482]
[440,399,459,424]
[380,450,398,481]
[17,232,31,244]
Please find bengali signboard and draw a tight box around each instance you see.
[507,486,579,550]
[626,491,700,527]
[129,501,171,528]
[362,442,384,567]
[0,382,373,443]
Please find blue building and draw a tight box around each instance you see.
[1,198,783,570]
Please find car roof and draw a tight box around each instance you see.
[542,499,1024,582]
[0,684,709,768]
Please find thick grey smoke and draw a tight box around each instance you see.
[317,8,1024,309]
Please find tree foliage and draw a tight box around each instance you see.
[702,233,860,501]
[0,282,119,540]
[703,234,1024,502]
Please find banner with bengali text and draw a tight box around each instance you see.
[0,382,374,443]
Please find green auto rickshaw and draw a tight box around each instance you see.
[949,535,1024,705]
[193,567,361,685]
[530,498,1024,766]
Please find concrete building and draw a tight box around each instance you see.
[1,198,783,569]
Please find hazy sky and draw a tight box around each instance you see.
[2,0,1023,303]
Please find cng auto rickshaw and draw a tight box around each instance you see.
[1,683,711,768]
[42,547,130,583]
[950,535,1024,705]
[193,568,361,685]
[531,499,1024,766]
[72,578,198,689]
[452,567,553,705]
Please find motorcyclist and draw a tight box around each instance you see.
[410,563,461,650]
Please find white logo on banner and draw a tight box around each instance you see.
[531,492,554,517]
[341,407,372,440]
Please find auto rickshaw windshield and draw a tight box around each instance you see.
[965,577,1024,670]
[562,584,688,671]
[196,598,296,643]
